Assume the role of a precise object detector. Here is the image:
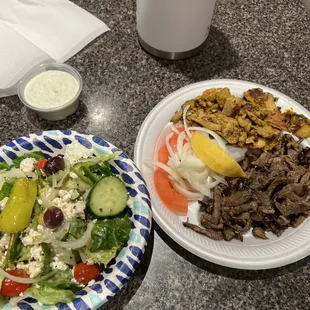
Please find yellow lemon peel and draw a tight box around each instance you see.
[190,132,247,178]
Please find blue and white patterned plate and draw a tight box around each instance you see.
[0,130,152,310]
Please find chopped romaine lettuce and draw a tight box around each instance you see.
[0,162,10,171]
[27,269,82,305]
[0,181,14,201]
[27,285,76,305]
[69,218,86,240]
[89,212,131,252]
[8,233,23,264]
[79,246,118,266]
[72,152,119,186]
[13,151,45,168]
[17,246,31,262]
[41,243,53,275]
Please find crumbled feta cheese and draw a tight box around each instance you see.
[0,234,10,251]
[19,292,24,297]
[37,198,43,205]
[17,261,43,278]
[0,197,9,211]
[30,245,44,262]
[20,158,36,173]
[0,251,7,268]
[21,228,42,246]
[64,141,94,164]
[87,280,95,286]
[50,255,68,271]
[52,190,86,220]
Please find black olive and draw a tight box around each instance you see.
[43,156,65,176]
[44,207,64,229]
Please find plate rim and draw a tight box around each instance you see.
[0,129,152,309]
[134,78,310,270]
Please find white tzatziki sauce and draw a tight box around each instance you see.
[24,70,79,109]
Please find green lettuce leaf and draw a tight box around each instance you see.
[79,246,118,266]
[90,211,131,252]
[0,182,13,201]
[72,152,119,186]
[13,151,45,168]
[62,218,86,241]
[27,269,82,305]
[27,286,76,305]
[0,162,10,171]
[18,246,31,262]
[41,243,52,275]
[0,292,7,308]
[8,233,23,263]
[43,269,81,291]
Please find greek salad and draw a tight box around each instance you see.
[0,141,132,306]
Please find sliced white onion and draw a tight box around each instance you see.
[39,194,52,209]
[50,220,70,240]
[179,143,191,161]
[183,104,192,138]
[145,160,189,190]
[170,124,180,134]
[53,221,94,249]
[177,154,206,172]
[171,180,203,200]
[176,131,187,162]
[47,188,59,201]
[51,174,57,189]
[0,169,26,178]
[52,247,76,266]
[55,159,71,187]
[188,126,227,152]
[0,269,56,284]
[74,157,100,164]
[209,173,228,186]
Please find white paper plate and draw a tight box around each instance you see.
[134,79,310,270]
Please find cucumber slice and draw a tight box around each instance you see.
[87,176,128,217]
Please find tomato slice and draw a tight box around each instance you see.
[157,126,185,164]
[74,263,100,284]
[154,168,188,215]
[155,126,188,214]
[0,269,31,297]
[35,159,48,169]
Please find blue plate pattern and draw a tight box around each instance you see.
[0,130,152,310]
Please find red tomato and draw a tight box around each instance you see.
[35,159,48,169]
[155,126,188,214]
[0,269,31,297]
[74,263,100,284]
[154,168,188,215]
[157,126,185,164]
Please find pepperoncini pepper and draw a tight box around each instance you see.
[0,178,37,233]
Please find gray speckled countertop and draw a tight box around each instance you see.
[1,0,310,309]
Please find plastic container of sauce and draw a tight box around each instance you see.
[18,62,83,121]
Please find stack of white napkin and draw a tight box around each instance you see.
[0,0,110,97]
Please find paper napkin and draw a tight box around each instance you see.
[0,0,110,97]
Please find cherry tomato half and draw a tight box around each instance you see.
[0,269,31,297]
[74,263,100,284]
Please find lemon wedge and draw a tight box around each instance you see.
[190,132,247,178]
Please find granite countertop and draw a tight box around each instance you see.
[1,0,310,309]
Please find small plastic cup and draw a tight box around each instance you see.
[18,62,83,121]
